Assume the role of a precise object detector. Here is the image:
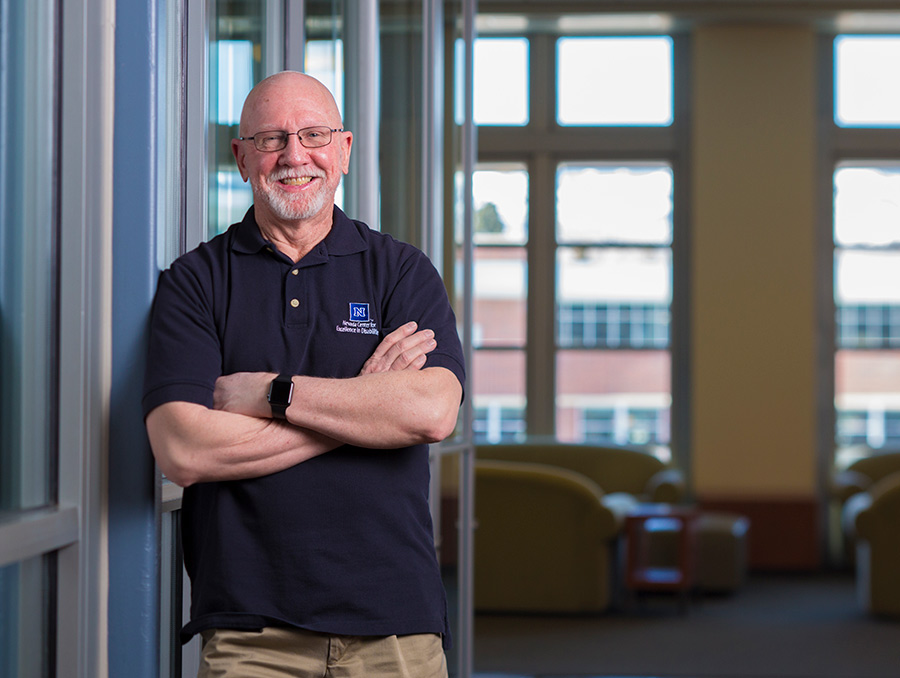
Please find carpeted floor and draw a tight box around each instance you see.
[472,573,900,678]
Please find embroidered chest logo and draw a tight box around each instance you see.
[336,302,379,335]
[349,303,370,322]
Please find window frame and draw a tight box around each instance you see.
[821,32,900,471]
[474,29,690,470]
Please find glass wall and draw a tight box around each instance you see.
[0,0,58,674]
[0,0,58,516]
[0,557,53,677]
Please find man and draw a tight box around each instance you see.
[143,71,465,678]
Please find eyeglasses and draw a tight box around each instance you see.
[239,126,343,152]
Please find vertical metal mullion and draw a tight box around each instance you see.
[284,0,305,72]
[57,0,114,674]
[457,2,477,677]
[670,31,693,492]
[343,0,380,229]
[423,0,444,557]
[527,149,557,438]
[526,35,557,438]
[183,0,207,252]
[816,32,838,567]
[421,0,444,265]
[263,0,284,75]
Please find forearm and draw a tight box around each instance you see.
[146,401,339,487]
[285,367,462,448]
[215,366,462,449]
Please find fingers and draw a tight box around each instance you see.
[359,322,437,375]
[366,321,419,363]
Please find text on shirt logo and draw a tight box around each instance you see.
[336,303,378,335]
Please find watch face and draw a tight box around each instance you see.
[268,378,293,404]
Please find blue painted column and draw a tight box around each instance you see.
[108,0,160,675]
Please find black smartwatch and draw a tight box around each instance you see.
[267,373,294,419]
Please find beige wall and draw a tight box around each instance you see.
[691,24,819,497]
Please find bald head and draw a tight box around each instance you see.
[239,71,343,137]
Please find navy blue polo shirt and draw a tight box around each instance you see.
[142,206,465,646]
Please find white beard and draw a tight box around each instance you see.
[250,168,335,222]
[257,181,330,221]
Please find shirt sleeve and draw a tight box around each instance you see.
[142,257,223,417]
[380,244,466,398]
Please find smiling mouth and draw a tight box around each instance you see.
[280,177,313,186]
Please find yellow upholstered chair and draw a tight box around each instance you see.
[474,459,638,613]
[831,450,900,504]
[846,472,900,617]
[476,442,685,504]
[832,450,900,564]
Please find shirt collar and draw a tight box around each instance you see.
[232,205,369,260]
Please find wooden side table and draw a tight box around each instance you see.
[624,504,699,611]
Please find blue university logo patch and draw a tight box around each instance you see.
[349,303,370,322]
[336,302,377,335]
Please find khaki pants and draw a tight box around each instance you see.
[198,627,448,678]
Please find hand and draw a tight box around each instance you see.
[213,371,273,419]
[358,321,436,375]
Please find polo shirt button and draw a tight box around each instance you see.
[291,269,299,275]
[290,299,300,308]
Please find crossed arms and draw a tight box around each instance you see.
[146,322,462,487]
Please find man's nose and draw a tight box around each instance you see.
[280,132,311,161]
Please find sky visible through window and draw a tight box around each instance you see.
[835,35,900,127]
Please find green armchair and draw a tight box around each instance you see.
[845,472,900,617]
[474,459,638,613]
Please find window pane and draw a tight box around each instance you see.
[835,250,900,307]
[474,248,527,348]
[467,166,529,348]
[836,351,900,449]
[472,167,528,245]
[474,38,529,126]
[0,0,56,512]
[473,351,526,444]
[834,165,900,247]
[208,4,266,236]
[557,248,672,314]
[557,163,673,245]
[558,301,670,349]
[556,350,671,446]
[305,40,345,113]
[837,304,900,349]
[557,36,673,126]
[304,8,346,212]
[835,35,900,127]
[0,556,53,677]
